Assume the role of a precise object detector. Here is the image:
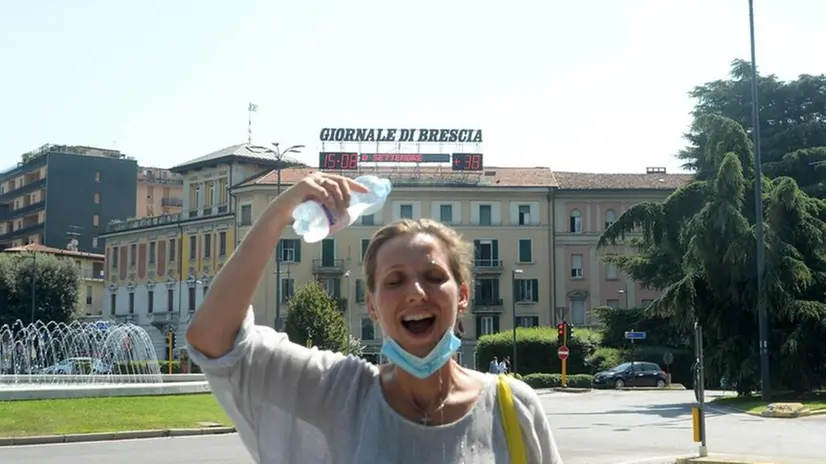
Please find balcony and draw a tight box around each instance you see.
[0,201,46,221]
[113,314,137,324]
[0,178,46,202]
[148,311,179,326]
[313,258,346,275]
[107,213,181,233]
[81,269,104,280]
[161,197,183,207]
[0,222,45,241]
[471,298,505,312]
[473,259,504,274]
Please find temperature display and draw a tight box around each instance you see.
[319,152,359,170]
[452,153,483,171]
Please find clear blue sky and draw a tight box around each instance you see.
[0,0,822,174]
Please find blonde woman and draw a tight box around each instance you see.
[186,172,563,463]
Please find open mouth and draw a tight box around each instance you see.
[401,315,436,337]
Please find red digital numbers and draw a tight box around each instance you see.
[321,152,359,170]
[453,153,483,171]
[343,153,358,169]
[467,154,481,170]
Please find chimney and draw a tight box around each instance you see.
[646,167,667,174]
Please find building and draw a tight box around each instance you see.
[99,143,303,355]
[136,167,184,217]
[552,167,692,325]
[0,144,138,253]
[4,243,106,319]
[232,165,557,365]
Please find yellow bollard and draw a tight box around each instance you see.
[692,407,701,442]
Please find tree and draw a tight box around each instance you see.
[600,114,826,395]
[0,252,79,326]
[679,59,826,197]
[283,281,347,353]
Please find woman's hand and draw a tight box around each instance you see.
[273,172,369,221]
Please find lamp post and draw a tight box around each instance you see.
[269,142,305,331]
[344,267,352,354]
[617,287,629,309]
[511,268,523,374]
[30,251,36,324]
[747,0,771,402]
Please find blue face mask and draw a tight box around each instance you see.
[381,328,462,379]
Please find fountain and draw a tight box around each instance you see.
[0,319,209,401]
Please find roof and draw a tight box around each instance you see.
[553,171,693,190]
[235,166,559,189]
[170,144,306,173]
[4,243,105,260]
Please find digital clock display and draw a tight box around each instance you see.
[319,152,359,170]
[452,153,483,171]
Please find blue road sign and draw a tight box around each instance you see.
[624,331,647,340]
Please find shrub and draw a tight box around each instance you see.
[583,345,694,386]
[521,373,593,389]
[476,326,602,375]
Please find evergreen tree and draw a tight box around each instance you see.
[283,281,348,353]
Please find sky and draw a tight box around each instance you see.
[0,0,823,174]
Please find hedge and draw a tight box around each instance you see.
[476,326,602,375]
[522,373,594,389]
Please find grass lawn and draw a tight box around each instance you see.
[713,391,826,414]
[0,394,232,437]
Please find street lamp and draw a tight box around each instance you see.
[344,267,352,354]
[269,142,305,331]
[748,0,771,402]
[29,251,36,324]
[511,268,523,374]
[617,287,629,309]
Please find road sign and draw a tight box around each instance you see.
[558,346,570,360]
[624,331,647,340]
[663,351,674,365]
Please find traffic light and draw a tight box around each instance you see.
[566,323,574,343]
[167,331,176,350]
[557,322,565,345]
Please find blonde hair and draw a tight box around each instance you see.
[362,218,473,293]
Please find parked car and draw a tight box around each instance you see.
[592,361,668,389]
[40,357,112,375]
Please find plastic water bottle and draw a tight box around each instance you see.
[292,175,392,243]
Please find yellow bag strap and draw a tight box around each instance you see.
[497,374,528,464]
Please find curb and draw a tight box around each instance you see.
[617,384,687,391]
[675,458,775,464]
[552,387,591,393]
[0,426,236,447]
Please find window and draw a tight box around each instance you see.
[93,215,99,226]
[167,289,174,310]
[203,234,212,258]
[571,254,583,278]
[95,172,101,182]
[219,231,227,256]
[516,316,539,328]
[92,262,104,278]
[92,237,98,248]
[110,294,116,314]
[361,317,375,340]
[641,299,654,307]
[569,210,582,233]
[476,315,499,338]
[148,242,156,265]
[281,278,295,301]
[439,204,453,223]
[361,239,370,261]
[94,192,100,204]
[517,205,531,225]
[361,214,375,225]
[240,204,253,225]
[473,239,499,267]
[320,278,341,298]
[474,278,500,304]
[571,298,586,325]
[111,246,118,269]
[129,244,137,266]
[86,285,93,305]
[516,279,540,302]
[277,239,300,262]
[605,209,617,229]
[169,238,176,261]
[128,292,135,313]
[479,205,492,226]
[189,235,197,259]
[147,290,154,313]
[606,299,619,308]
[355,279,365,303]
[188,287,196,311]
[321,239,336,266]
[606,262,618,280]
[400,204,413,219]
[517,239,532,263]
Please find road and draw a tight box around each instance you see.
[2,390,824,464]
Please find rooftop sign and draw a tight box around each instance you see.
[319,128,483,144]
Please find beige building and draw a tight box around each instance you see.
[4,243,106,319]
[232,166,557,363]
[136,166,184,218]
[552,168,692,325]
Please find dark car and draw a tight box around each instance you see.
[592,361,668,389]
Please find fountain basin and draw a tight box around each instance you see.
[0,374,211,401]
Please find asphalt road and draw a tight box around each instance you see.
[1,390,824,464]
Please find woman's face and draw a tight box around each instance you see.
[367,232,468,357]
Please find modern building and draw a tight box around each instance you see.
[136,167,184,218]
[99,143,303,355]
[4,243,106,320]
[232,165,557,364]
[0,144,138,253]
[552,167,692,325]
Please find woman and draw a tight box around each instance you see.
[186,172,563,463]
